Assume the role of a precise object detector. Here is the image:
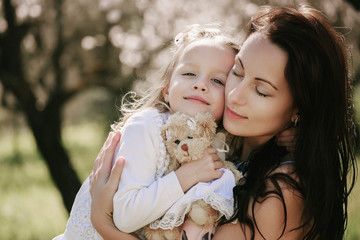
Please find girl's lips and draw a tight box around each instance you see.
[184,96,209,105]
[225,107,248,119]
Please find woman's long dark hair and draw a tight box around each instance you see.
[228,5,357,240]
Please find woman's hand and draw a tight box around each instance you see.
[175,147,224,192]
[89,131,138,240]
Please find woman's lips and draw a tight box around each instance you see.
[225,107,248,119]
[184,95,209,105]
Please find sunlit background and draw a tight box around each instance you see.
[0,0,359,239]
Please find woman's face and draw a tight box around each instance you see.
[223,33,298,147]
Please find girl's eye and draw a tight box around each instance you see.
[174,140,180,144]
[187,136,193,139]
[183,73,196,76]
[255,86,268,97]
[212,78,224,85]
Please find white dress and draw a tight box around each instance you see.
[53,108,236,240]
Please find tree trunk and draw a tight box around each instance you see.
[0,0,81,213]
[28,104,82,213]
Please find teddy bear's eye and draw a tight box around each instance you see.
[174,140,180,145]
[188,136,193,139]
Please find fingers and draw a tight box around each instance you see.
[213,169,225,179]
[90,131,121,186]
[204,147,217,155]
[93,132,115,172]
[214,160,224,170]
[107,157,125,193]
[101,131,121,174]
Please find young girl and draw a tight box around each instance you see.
[88,5,357,240]
[53,24,241,240]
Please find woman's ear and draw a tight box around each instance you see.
[162,85,169,103]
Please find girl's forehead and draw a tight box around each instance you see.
[183,39,231,53]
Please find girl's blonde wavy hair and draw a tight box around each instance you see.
[112,24,240,130]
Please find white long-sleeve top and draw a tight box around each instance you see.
[53,108,236,240]
[112,108,184,233]
[53,108,183,240]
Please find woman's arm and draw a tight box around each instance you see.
[89,131,139,240]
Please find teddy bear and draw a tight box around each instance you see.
[143,112,242,240]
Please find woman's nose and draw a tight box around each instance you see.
[227,82,247,106]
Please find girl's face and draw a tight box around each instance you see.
[162,39,236,121]
[223,33,298,147]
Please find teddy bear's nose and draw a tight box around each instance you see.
[181,144,188,152]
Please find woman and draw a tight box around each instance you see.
[89,5,357,240]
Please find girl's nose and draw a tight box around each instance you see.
[192,85,207,92]
[192,78,208,92]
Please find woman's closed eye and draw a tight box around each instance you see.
[254,86,269,97]
[231,70,244,78]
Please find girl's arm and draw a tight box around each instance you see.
[112,110,224,232]
[111,111,185,232]
[89,131,224,239]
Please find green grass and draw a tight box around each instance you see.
[0,123,107,240]
[0,122,359,240]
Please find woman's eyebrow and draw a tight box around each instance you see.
[238,57,278,91]
[255,78,278,91]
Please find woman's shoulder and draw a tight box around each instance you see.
[256,158,307,238]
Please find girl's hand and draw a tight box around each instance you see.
[276,127,297,152]
[175,147,224,192]
[89,131,138,240]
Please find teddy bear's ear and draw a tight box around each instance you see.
[194,113,217,137]
[186,118,197,131]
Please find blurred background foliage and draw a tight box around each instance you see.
[0,0,359,239]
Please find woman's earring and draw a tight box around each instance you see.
[293,115,300,127]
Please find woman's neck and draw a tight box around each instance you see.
[241,136,273,161]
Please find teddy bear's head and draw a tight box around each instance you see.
[162,112,217,164]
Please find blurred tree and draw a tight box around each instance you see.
[0,0,359,213]
[1,0,81,212]
[0,0,137,212]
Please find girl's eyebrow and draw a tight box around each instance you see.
[237,56,278,91]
